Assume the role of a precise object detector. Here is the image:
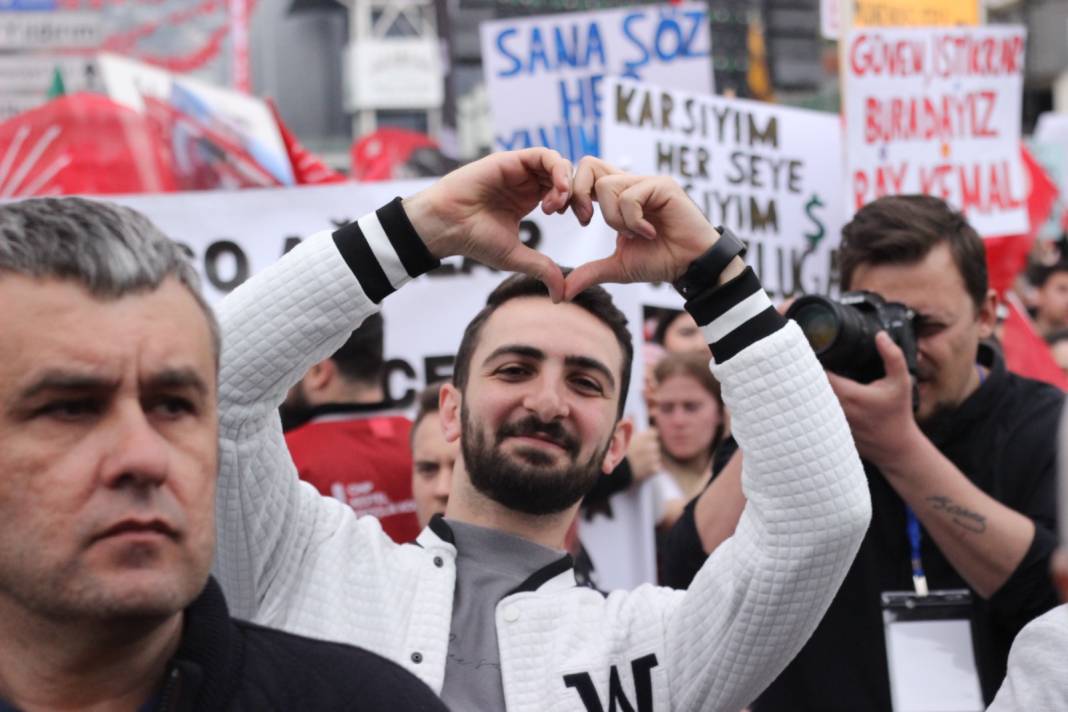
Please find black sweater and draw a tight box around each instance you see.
[663,344,1063,710]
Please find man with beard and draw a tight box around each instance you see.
[213,148,871,711]
[664,194,1063,710]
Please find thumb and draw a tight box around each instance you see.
[506,244,565,303]
[875,331,910,385]
[564,256,623,301]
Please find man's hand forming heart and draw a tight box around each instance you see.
[564,156,721,300]
[403,147,572,302]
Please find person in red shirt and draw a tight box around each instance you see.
[282,313,421,542]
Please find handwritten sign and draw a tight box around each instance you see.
[602,77,845,300]
[844,26,1028,237]
[479,3,712,162]
[854,0,979,27]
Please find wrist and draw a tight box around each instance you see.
[871,423,929,478]
[402,192,452,260]
[672,226,747,299]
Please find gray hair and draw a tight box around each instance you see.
[0,196,220,361]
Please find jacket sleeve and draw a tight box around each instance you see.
[987,604,1068,712]
[212,201,439,620]
[663,268,872,711]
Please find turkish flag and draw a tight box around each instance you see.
[351,127,439,182]
[0,93,176,197]
[999,292,1068,390]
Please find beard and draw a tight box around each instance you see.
[461,405,610,516]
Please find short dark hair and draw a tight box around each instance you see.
[651,308,684,346]
[1030,260,1068,289]
[330,312,384,384]
[411,380,446,437]
[839,195,987,310]
[452,273,633,419]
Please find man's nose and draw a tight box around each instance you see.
[434,464,453,499]
[99,403,170,489]
[522,377,570,421]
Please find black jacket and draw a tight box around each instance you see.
[663,344,1063,710]
[0,577,448,712]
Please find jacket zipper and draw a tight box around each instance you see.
[156,667,183,712]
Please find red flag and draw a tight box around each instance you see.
[351,127,438,182]
[267,99,347,185]
[985,145,1060,294]
[0,93,176,197]
[999,292,1068,390]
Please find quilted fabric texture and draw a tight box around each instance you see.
[213,229,871,711]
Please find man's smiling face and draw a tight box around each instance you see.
[449,296,629,515]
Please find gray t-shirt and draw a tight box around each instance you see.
[439,519,565,712]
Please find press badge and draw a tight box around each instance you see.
[881,590,983,712]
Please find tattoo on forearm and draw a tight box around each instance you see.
[926,496,987,534]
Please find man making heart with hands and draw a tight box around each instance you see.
[213,148,871,712]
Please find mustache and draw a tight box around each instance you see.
[496,416,579,456]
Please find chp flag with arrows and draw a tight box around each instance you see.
[600,76,845,301]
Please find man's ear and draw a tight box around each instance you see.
[304,360,335,393]
[440,383,462,443]
[976,289,998,340]
[601,417,635,474]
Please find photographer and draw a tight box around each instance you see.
[663,195,1063,710]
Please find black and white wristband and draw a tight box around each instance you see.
[331,197,442,303]
[684,268,786,362]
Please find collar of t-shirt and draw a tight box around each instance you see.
[439,518,565,712]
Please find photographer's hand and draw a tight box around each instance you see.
[829,332,1035,599]
[402,148,572,302]
[825,332,919,468]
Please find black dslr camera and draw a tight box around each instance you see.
[784,291,918,384]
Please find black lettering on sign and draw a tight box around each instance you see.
[563,654,658,712]
[204,240,250,293]
[424,355,455,385]
[383,358,417,408]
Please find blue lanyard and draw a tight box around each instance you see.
[906,507,928,595]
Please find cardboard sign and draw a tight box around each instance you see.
[843,26,1028,237]
[479,2,712,162]
[602,77,845,299]
[854,0,979,28]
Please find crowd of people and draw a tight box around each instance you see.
[0,146,1065,711]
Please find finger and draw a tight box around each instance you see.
[875,331,910,385]
[593,174,640,235]
[571,157,621,225]
[825,370,864,404]
[618,185,657,240]
[564,254,624,301]
[514,148,571,213]
[507,244,566,303]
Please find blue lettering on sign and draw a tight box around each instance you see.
[621,9,709,79]
[0,0,57,8]
[558,74,605,123]
[495,122,601,163]
[493,20,608,77]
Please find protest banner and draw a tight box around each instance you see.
[103,180,667,419]
[479,2,712,162]
[843,25,1028,238]
[601,76,845,300]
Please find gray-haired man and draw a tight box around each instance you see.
[0,198,446,711]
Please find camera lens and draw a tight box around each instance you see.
[791,302,839,353]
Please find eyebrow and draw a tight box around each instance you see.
[483,344,616,391]
[15,367,208,403]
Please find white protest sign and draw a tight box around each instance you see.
[602,77,845,300]
[479,2,712,162]
[103,181,664,419]
[843,25,1028,238]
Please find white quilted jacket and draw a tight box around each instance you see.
[213,222,871,712]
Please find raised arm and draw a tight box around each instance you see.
[567,158,871,711]
[213,148,575,618]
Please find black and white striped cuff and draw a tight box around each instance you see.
[331,197,442,303]
[684,268,786,362]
